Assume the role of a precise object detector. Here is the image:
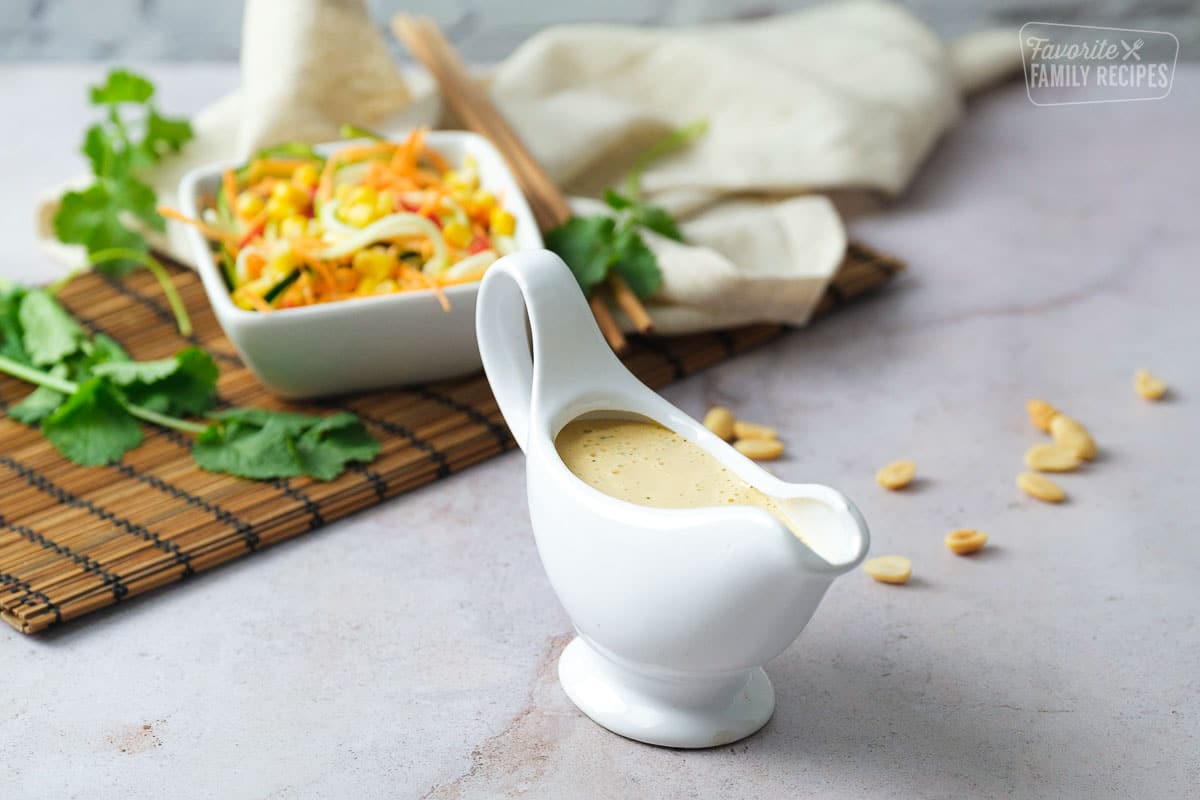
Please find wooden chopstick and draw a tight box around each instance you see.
[608,274,654,333]
[589,290,628,353]
[391,14,653,344]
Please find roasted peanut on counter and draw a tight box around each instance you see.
[735,438,784,461]
[1017,472,1066,503]
[876,460,917,490]
[1024,442,1082,472]
[702,407,736,441]
[1134,369,1167,401]
[1026,399,1059,433]
[944,529,988,555]
[863,555,913,585]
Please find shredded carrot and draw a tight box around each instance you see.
[317,142,397,202]
[420,145,448,173]
[237,212,269,249]
[402,265,450,312]
[158,206,241,246]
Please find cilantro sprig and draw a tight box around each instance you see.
[0,283,380,479]
[51,69,195,335]
[546,120,707,300]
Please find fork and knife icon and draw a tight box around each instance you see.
[1120,38,1144,60]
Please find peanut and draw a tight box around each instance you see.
[1049,415,1097,461]
[875,460,917,491]
[733,420,778,441]
[1017,471,1066,503]
[734,438,784,461]
[1134,369,1167,401]
[863,555,912,585]
[703,406,736,441]
[1025,442,1082,472]
[944,528,988,555]
[1026,400,1059,433]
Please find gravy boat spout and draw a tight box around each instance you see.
[477,250,870,749]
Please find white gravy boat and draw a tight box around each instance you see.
[477,251,870,748]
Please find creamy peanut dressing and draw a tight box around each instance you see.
[555,418,803,540]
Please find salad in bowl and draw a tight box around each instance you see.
[176,129,541,398]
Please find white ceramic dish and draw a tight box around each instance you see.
[477,251,870,748]
[178,132,542,399]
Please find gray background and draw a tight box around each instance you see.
[1,0,1196,61]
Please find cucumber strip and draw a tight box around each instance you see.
[263,269,301,304]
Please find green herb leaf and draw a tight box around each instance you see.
[9,365,69,424]
[42,377,143,465]
[603,189,634,211]
[89,69,155,105]
[193,417,306,480]
[193,408,380,481]
[18,290,86,367]
[94,345,218,416]
[53,180,161,266]
[629,204,682,242]
[545,216,618,294]
[294,412,384,481]
[139,108,193,165]
[610,227,662,299]
[0,284,29,363]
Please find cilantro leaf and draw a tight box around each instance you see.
[610,228,662,299]
[0,284,29,363]
[603,189,634,211]
[90,69,154,105]
[545,216,618,294]
[193,417,306,480]
[605,188,682,242]
[139,108,193,164]
[193,408,381,481]
[42,377,142,466]
[9,365,69,424]
[9,384,66,424]
[294,413,384,481]
[53,181,157,264]
[629,204,682,242]
[18,290,86,367]
[94,345,217,416]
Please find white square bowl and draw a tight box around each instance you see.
[178,131,542,399]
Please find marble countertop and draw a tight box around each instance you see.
[1,65,1196,799]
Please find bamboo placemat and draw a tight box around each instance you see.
[0,243,902,633]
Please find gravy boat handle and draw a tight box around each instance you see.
[477,250,631,451]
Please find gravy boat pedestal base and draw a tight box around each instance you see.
[559,637,775,748]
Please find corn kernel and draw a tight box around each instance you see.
[279,215,308,239]
[264,196,295,221]
[468,190,496,217]
[342,202,375,228]
[235,192,264,219]
[271,180,307,207]
[291,163,319,190]
[352,249,394,282]
[374,279,398,295]
[490,209,516,237]
[376,190,397,217]
[335,183,353,204]
[443,220,472,249]
[347,186,377,207]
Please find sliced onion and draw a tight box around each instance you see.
[314,212,447,270]
[318,199,359,235]
[493,235,516,257]
[442,249,497,281]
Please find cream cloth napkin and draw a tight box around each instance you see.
[36,0,1020,334]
